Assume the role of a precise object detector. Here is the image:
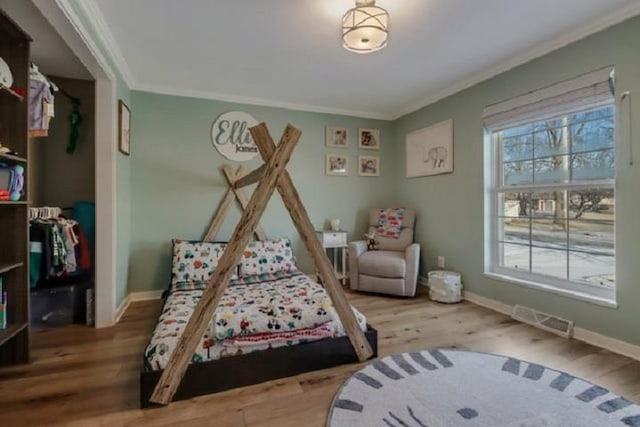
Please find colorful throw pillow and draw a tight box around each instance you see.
[376,207,405,239]
[239,238,298,276]
[171,239,237,286]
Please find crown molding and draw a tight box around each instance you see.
[75,0,136,88]
[391,1,640,120]
[132,82,393,120]
[54,0,116,82]
[59,0,640,121]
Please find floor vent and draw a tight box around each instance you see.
[512,305,574,338]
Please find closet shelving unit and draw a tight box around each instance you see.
[0,9,31,365]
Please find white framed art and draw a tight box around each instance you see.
[326,126,348,148]
[358,128,380,150]
[358,155,379,177]
[118,100,131,155]
[326,153,348,176]
[406,119,453,177]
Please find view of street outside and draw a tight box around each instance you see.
[499,195,614,288]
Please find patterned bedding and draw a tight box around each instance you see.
[145,271,367,371]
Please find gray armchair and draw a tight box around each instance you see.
[348,208,420,297]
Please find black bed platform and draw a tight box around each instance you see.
[140,325,378,408]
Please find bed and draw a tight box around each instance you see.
[140,238,378,407]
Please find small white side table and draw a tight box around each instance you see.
[315,230,348,285]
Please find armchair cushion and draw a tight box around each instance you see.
[358,250,406,278]
[368,208,415,251]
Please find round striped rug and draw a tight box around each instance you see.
[328,349,640,427]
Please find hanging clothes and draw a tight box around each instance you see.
[28,64,56,138]
[29,215,92,288]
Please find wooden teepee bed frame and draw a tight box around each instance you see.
[140,123,377,407]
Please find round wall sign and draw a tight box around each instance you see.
[210,111,259,162]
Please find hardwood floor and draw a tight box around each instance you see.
[0,286,638,426]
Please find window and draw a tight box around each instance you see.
[484,68,615,303]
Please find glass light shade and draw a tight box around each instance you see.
[342,4,389,54]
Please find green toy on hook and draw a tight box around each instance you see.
[66,97,82,154]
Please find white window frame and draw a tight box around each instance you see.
[483,68,617,307]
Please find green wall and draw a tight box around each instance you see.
[128,92,395,293]
[393,16,640,344]
[124,13,639,345]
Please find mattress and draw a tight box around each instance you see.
[144,271,367,371]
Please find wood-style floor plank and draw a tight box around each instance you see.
[0,286,638,426]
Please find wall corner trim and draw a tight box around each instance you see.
[114,294,131,324]
[463,290,640,362]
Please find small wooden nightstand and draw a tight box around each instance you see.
[316,230,348,285]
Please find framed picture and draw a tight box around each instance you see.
[326,126,348,148]
[326,153,348,176]
[358,155,380,177]
[406,119,453,177]
[118,100,131,156]
[358,128,380,150]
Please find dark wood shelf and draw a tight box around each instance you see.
[0,8,31,366]
[0,86,24,101]
[0,322,28,347]
[0,261,23,275]
[0,152,27,163]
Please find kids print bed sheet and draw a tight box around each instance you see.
[144,271,367,371]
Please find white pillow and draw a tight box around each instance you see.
[238,238,297,276]
[171,240,237,286]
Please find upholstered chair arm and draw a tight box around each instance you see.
[348,241,368,290]
[404,243,421,297]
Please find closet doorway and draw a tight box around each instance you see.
[0,0,100,329]
[29,74,96,328]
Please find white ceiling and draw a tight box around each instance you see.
[88,0,640,119]
[0,0,91,80]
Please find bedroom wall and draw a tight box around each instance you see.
[128,91,396,293]
[394,15,640,344]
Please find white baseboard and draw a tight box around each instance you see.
[463,290,640,361]
[572,327,640,362]
[463,290,512,315]
[114,290,164,324]
[129,289,164,302]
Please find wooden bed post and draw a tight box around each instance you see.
[203,165,267,242]
[250,124,374,363]
[150,124,301,405]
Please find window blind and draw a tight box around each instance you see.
[483,67,614,131]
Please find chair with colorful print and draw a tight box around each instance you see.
[348,208,420,297]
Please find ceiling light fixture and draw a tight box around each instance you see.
[342,0,389,54]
